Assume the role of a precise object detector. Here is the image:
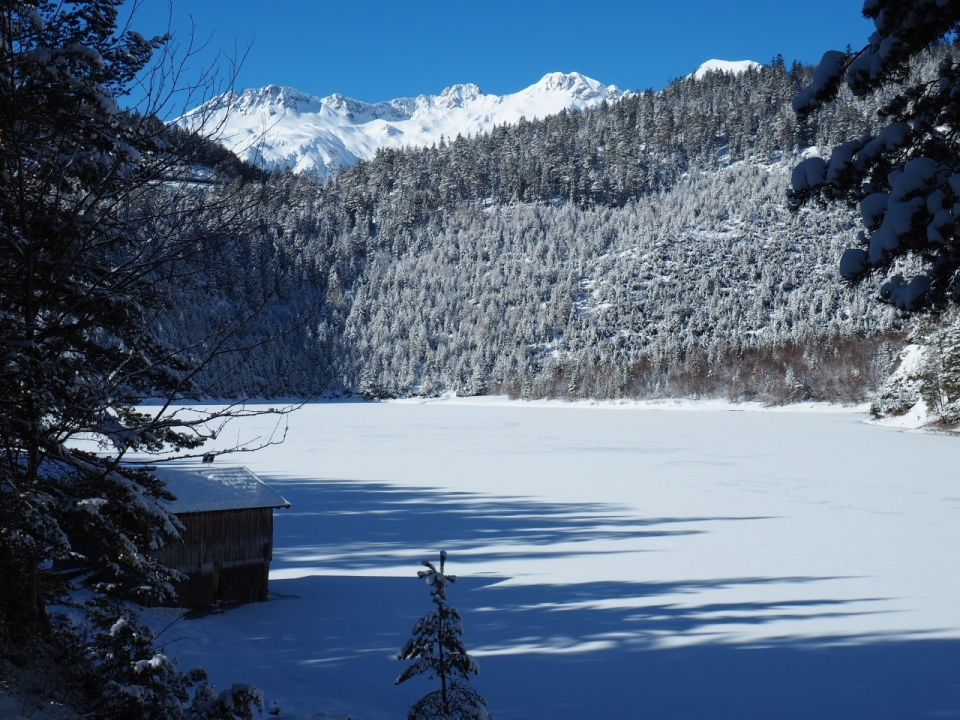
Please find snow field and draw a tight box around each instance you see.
[143,398,960,719]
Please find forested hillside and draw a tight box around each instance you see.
[178,52,955,402]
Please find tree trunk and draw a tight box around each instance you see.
[1,549,50,636]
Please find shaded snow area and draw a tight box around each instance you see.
[177,73,628,178]
[141,399,960,719]
[0,688,76,720]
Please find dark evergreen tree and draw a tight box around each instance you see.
[0,1,312,715]
[0,0,167,632]
[0,0,294,630]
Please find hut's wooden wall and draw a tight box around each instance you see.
[156,507,274,607]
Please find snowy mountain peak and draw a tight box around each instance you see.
[178,72,629,179]
[233,84,318,113]
[693,59,761,79]
[535,71,595,92]
[527,72,623,104]
[435,83,483,108]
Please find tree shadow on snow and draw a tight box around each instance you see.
[202,574,960,720]
[185,476,960,720]
[267,477,773,571]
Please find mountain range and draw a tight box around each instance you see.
[178,60,757,178]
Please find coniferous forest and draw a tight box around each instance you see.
[180,52,960,403]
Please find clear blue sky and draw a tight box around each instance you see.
[123,0,872,103]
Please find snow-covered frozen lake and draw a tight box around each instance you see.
[147,398,960,719]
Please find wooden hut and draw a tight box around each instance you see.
[153,465,290,608]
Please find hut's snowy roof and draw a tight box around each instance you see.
[154,464,290,513]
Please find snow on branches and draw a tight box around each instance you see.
[790,0,960,310]
[396,551,490,720]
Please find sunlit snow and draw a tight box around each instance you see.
[177,73,628,179]
[141,398,960,720]
[693,59,761,79]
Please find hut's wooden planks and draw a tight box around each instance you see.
[156,507,275,607]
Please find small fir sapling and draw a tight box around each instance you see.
[396,551,491,720]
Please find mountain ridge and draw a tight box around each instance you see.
[177,71,631,178]
[179,61,767,179]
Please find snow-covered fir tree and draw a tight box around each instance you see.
[396,552,490,720]
[82,595,267,720]
[873,309,960,425]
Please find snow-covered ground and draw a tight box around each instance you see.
[143,398,960,719]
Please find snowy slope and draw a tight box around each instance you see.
[177,73,628,178]
[693,58,760,78]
